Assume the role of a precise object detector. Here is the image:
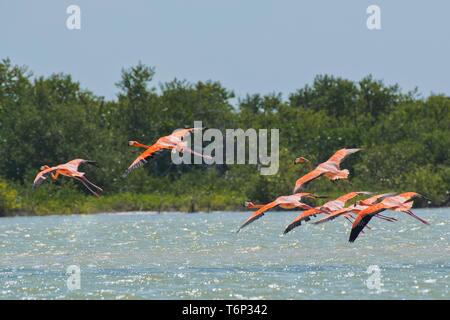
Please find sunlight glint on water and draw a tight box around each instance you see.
[0,208,449,299]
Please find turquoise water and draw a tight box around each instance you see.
[0,208,449,299]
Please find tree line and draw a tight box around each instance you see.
[0,58,449,215]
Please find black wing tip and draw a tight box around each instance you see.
[237,214,263,233]
[237,223,249,232]
[283,220,302,235]
[348,229,358,242]
[123,159,148,177]
[122,168,133,177]
[348,221,367,243]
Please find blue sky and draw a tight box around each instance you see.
[1,0,449,100]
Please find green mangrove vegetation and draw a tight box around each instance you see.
[0,58,449,215]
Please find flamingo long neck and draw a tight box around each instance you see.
[248,203,264,209]
[134,142,151,149]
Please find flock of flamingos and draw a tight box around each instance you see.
[33,127,430,243]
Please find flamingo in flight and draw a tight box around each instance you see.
[312,193,398,226]
[33,159,102,197]
[293,148,361,193]
[349,192,430,242]
[123,128,211,177]
[283,191,372,234]
[237,193,323,233]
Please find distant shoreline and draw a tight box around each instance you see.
[2,204,448,219]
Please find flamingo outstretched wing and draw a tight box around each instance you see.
[327,148,361,167]
[313,207,354,225]
[283,208,322,234]
[335,191,372,204]
[349,213,375,242]
[123,144,166,177]
[33,167,59,188]
[170,128,199,139]
[65,159,97,171]
[359,193,397,206]
[237,201,279,233]
[348,204,386,242]
[293,168,324,193]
